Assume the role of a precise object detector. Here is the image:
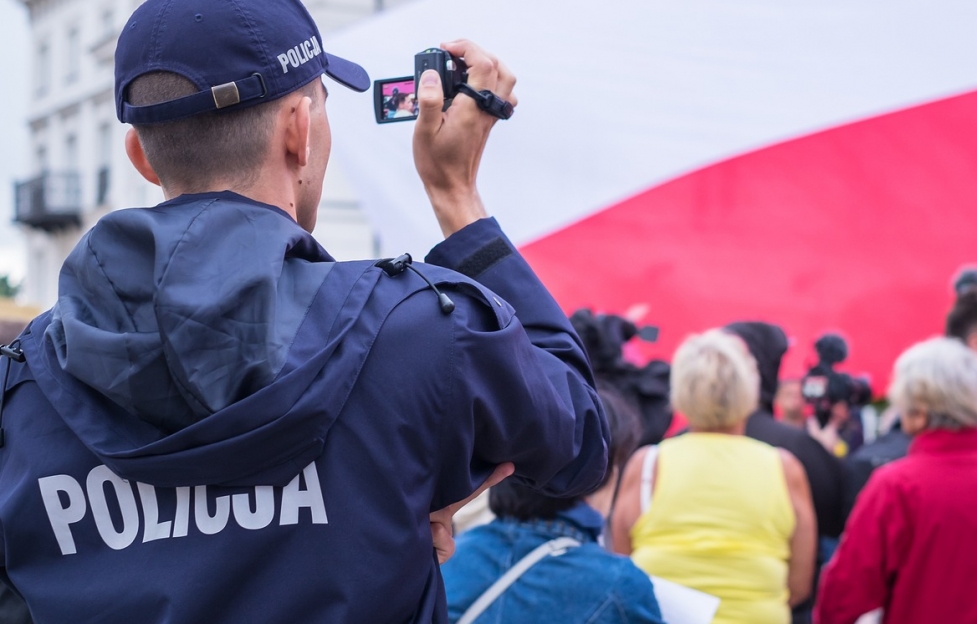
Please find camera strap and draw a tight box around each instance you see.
[456,83,514,120]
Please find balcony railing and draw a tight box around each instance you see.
[14,172,82,231]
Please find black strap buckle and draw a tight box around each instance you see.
[456,84,514,120]
[376,253,413,277]
[375,253,455,315]
[0,342,24,363]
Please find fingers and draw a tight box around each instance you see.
[441,462,514,516]
[430,519,455,564]
[441,40,497,92]
[427,462,515,565]
[469,462,515,508]
[458,462,515,512]
[478,461,515,494]
[441,39,518,111]
[415,69,445,137]
[428,462,514,564]
[494,60,517,108]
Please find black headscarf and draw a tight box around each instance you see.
[724,321,788,414]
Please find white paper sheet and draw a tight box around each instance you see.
[856,609,883,624]
[649,575,721,624]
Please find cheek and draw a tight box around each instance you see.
[900,412,925,435]
[320,112,332,161]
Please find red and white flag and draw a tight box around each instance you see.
[326,0,977,390]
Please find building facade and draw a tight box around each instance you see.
[15,0,408,307]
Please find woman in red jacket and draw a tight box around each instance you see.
[815,337,977,624]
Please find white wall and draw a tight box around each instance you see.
[19,0,159,306]
[0,0,31,286]
[16,0,412,308]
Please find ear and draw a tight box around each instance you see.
[125,128,161,186]
[284,94,313,168]
[899,408,928,436]
[967,332,977,353]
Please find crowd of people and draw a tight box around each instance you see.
[439,276,977,624]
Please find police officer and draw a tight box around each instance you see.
[0,0,609,621]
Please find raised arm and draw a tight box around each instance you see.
[779,449,817,607]
[414,40,608,507]
[609,445,652,555]
[413,39,517,239]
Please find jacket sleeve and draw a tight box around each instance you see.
[795,432,847,538]
[425,218,609,506]
[619,566,665,624]
[814,469,909,624]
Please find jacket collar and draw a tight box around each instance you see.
[910,427,977,456]
[499,502,604,543]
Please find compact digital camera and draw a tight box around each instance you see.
[374,48,469,124]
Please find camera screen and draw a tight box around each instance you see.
[374,77,418,123]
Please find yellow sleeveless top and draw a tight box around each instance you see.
[630,434,795,624]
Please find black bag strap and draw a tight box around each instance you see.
[457,537,581,624]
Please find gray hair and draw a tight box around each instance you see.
[888,337,977,430]
[671,329,759,429]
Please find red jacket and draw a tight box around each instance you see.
[815,427,977,624]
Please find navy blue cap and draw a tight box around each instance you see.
[115,0,370,124]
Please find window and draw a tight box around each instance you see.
[65,27,80,83]
[35,145,48,174]
[97,124,112,205]
[36,43,50,96]
[65,134,78,171]
[98,123,112,166]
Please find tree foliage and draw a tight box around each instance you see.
[0,275,20,299]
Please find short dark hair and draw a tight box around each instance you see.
[947,290,977,342]
[488,387,640,521]
[488,481,578,522]
[127,72,319,191]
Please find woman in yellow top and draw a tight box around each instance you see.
[611,329,817,624]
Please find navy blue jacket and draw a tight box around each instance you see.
[0,192,608,623]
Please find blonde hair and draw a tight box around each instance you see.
[671,329,759,429]
[888,337,977,430]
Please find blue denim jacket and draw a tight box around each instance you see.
[442,503,664,624]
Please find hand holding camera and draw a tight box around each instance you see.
[374,45,515,124]
[374,40,518,237]
[414,40,518,237]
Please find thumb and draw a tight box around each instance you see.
[415,69,444,134]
